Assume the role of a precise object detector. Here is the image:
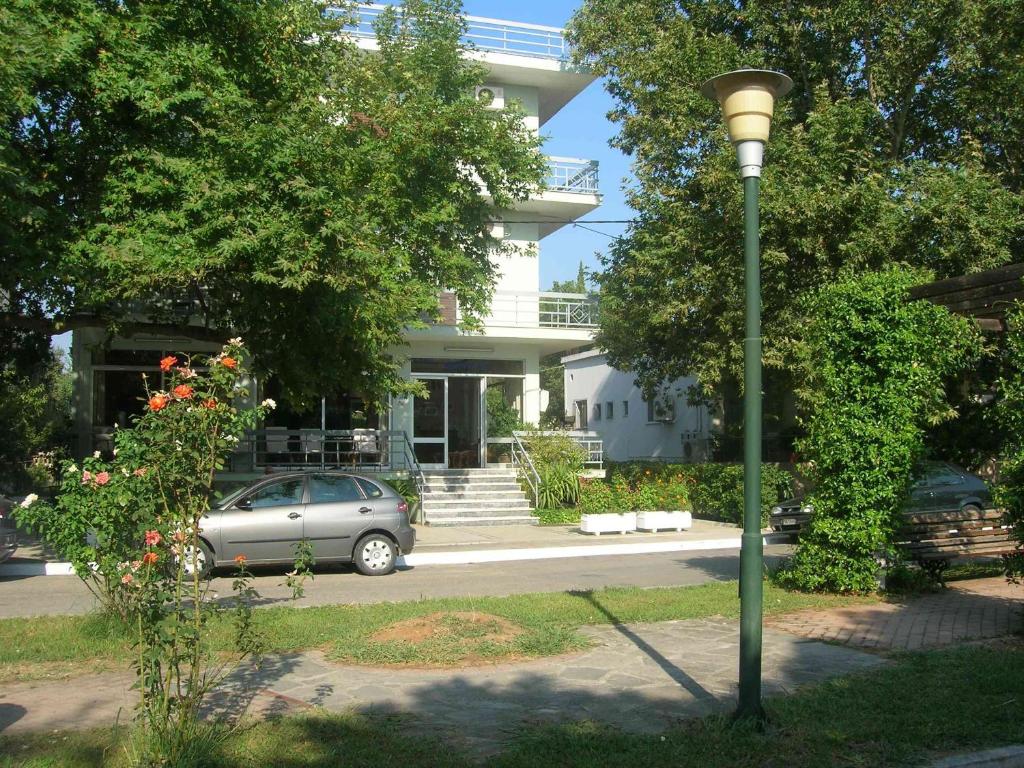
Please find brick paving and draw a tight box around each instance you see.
[767,577,1022,651]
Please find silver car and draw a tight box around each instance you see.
[190,472,415,577]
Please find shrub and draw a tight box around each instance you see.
[995,305,1024,582]
[782,269,980,593]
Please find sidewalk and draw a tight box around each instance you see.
[2,519,784,576]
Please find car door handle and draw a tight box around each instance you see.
[287,512,302,519]
[359,507,372,515]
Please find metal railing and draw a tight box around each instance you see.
[516,430,604,470]
[481,291,598,330]
[509,432,540,507]
[546,157,600,194]
[224,429,423,474]
[339,4,571,61]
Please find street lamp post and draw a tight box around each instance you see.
[700,68,792,721]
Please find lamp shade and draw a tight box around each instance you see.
[700,69,793,144]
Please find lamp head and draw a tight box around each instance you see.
[700,68,793,144]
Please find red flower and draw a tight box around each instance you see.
[144,530,162,547]
[159,355,178,372]
[234,554,246,565]
[220,356,238,370]
[202,398,218,410]
[142,551,159,566]
[172,384,193,399]
[149,394,170,411]
[94,471,111,486]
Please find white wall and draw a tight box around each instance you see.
[562,352,711,462]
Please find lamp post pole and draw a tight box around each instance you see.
[700,68,792,722]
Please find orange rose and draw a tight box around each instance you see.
[148,394,170,411]
[159,355,178,372]
[220,356,238,369]
[202,398,218,410]
[172,384,193,399]
[142,551,159,566]
[234,554,246,565]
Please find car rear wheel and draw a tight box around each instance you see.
[178,539,214,579]
[354,534,396,576]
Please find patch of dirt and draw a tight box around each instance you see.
[370,611,524,646]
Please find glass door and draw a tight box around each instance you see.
[413,377,447,468]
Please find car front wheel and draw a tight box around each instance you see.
[178,540,214,579]
[354,534,397,576]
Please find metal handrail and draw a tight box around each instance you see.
[509,432,540,507]
[399,430,428,524]
[546,158,600,194]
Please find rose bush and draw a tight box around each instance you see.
[18,340,310,766]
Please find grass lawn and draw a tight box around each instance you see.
[0,581,876,681]
[2,644,1022,767]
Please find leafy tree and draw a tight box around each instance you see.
[1,0,546,406]
[569,0,1024,396]
[782,269,980,592]
[549,261,587,294]
[994,305,1024,582]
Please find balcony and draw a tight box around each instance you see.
[546,157,600,195]
[338,4,571,61]
[483,291,599,330]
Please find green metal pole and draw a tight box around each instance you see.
[737,171,764,721]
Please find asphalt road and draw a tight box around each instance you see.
[0,544,793,619]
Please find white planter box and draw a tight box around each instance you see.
[579,512,637,536]
[635,511,693,532]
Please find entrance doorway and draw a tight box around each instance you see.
[447,377,482,468]
[411,376,484,468]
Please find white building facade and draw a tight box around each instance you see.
[71,6,602,475]
[562,350,713,463]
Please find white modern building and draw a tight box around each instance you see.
[562,349,714,463]
[71,5,602,479]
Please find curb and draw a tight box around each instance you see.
[932,746,1024,768]
[0,534,791,576]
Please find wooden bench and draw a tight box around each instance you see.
[895,507,1015,585]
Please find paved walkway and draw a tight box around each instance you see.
[0,618,884,755]
[767,577,1022,651]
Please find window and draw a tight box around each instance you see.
[593,403,602,421]
[606,401,614,419]
[245,478,305,508]
[356,478,384,498]
[647,397,676,423]
[310,475,364,504]
[623,400,629,417]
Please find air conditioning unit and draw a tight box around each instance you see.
[474,85,505,109]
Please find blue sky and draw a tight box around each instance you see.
[456,0,633,290]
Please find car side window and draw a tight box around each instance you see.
[310,475,364,504]
[245,478,304,508]
[355,478,384,498]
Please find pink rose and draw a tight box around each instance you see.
[81,470,92,484]
[144,530,162,547]
[121,573,133,585]
[94,471,111,486]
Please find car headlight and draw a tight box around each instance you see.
[770,506,782,516]
[801,504,814,514]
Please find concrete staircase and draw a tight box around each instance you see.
[420,468,537,527]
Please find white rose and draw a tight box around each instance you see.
[93,450,101,459]
[261,398,277,410]
[20,493,38,509]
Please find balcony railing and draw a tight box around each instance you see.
[479,291,598,330]
[338,4,571,61]
[547,157,600,194]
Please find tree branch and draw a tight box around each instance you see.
[0,313,231,343]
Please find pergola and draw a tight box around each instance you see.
[910,262,1024,332]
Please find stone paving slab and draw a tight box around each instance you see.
[0,617,885,754]
[767,577,1022,651]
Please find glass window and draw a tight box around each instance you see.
[356,478,384,498]
[593,403,602,421]
[574,400,588,429]
[246,478,305,508]
[623,400,629,417]
[93,370,150,427]
[310,475,365,504]
[606,402,614,419]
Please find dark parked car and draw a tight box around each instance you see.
[0,496,16,563]
[185,472,415,577]
[770,462,994,535]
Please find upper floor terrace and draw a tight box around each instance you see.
[335,3,596,125]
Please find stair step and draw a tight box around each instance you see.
[427,515,538,527]
[422,500,533,511]
[424,490,530,500]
